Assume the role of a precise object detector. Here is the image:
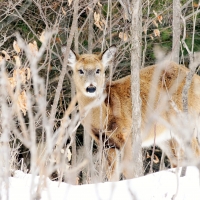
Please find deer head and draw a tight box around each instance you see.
[65,46,117,98]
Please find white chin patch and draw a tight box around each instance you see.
[85,91,97,97]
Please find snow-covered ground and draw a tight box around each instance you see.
[1,166,200,200]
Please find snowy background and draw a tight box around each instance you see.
[1,166,200,200]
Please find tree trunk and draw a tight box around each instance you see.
[172,0,181,63]
[88,0,94,53]
[130,0,143,177]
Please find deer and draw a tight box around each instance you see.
[66,45,200,181]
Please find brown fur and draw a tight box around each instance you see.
[67,47,200,181]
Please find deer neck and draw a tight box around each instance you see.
[76,91,108,130]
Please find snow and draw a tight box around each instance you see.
[1,166,200,200]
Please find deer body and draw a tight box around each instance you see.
[67,46,200,181]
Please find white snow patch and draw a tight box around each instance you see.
[1,166,200,200]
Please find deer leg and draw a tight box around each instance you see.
[191,137,200,157]
[184,137,200,165]
[121,138,135,179]
[160,136,200,168]
[159,138,184,168]
[104,147,120,181]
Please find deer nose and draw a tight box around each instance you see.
[86,85,96,93]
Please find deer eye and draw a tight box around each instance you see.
[78,69,84,75]
[96,69,100,74]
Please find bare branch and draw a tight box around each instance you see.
[50,0,79,123]
[0,0,32,31]
[181,0,193,11]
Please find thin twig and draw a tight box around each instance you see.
[150,124,156,173]
[50,0,79,123]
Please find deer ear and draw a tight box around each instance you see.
[62,46,79,68]
[100,45,117,68]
